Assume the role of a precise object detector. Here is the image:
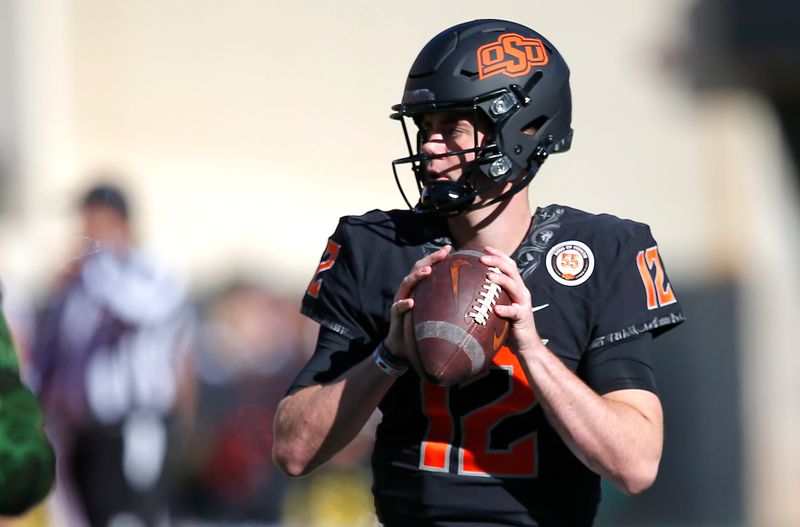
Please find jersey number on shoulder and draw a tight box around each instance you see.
[306,240,341,298]
[419,346,538,477]
[636,246,676,310]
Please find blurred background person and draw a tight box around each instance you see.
[29,183,196,527]
[174,281,305,526]
[0,284,55,519]
[174,280,374,527]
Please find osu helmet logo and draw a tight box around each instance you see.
[477,33,549,80]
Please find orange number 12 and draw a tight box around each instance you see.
[636,246,676,310]
[419,347,538,477]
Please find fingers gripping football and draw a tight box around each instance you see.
[404,249,512,385]
[481,247,543,354]
[385,245,453,359]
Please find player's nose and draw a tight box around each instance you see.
[421,135,447,157]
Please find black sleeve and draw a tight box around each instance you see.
[301,221,369,343]
[287,325,372,394]
[292,219,379,394]
[589,223,685,350]
[580,332,657,395]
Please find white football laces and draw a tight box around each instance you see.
[468,266,502,326]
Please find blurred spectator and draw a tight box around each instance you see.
[0,284,55,517]
[175,281,310,526]
[31,183,196,527]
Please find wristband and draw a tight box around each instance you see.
[373,342,409,377]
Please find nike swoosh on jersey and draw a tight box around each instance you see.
[533,305,550,347]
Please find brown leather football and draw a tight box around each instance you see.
[404,250,511,385]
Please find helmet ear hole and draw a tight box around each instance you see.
[522,116,549,136]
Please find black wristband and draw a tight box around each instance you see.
[373,342,409,376]
[380,342,409,368]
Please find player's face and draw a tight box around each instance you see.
[418,112,487,183]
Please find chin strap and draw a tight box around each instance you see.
[417,179,474,215]
[415,162,539,217]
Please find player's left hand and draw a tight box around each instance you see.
[481,246,546,357]
[384,245,453,359]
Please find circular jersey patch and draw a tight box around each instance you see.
[546,240,595,286]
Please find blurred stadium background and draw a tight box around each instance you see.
[1,0,799,526]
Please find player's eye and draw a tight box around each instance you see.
[418,124,433,141]
[451,120,476,137]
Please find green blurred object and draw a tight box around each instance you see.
[0,299,20,375]
[0,306,55,516]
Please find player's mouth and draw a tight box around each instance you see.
[424,164,460,182]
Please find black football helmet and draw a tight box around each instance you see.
[391,19,573,215]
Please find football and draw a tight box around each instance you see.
[404,250,511,385]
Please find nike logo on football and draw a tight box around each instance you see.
[492,322,510,351]
[449,258,472,303]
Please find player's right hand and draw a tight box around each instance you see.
[384,245,452,359]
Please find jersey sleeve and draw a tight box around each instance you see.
[301,220,369,343]
[580,332,658,395]
[589,222,685,350]
[577,222,684,394]
[294,220,375,390]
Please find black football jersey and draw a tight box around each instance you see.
[297,204,685,526]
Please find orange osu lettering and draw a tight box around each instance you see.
[477,33,549,80]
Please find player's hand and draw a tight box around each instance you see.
[481,246,547,357]
[384,245,452,359]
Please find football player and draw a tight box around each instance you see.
[273,19,684,526]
